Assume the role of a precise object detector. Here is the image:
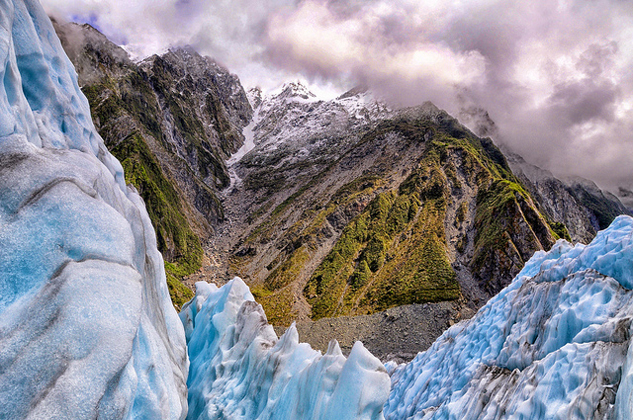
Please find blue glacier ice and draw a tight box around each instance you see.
[179,278,391,420]
[385,215,633,420]
[0,0,188,418]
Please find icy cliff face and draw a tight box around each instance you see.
[179,278,391,420]
[0,1,187,418]
[385,215,633,420]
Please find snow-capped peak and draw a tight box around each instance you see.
[246,86,263,109]
[277,81,317,101]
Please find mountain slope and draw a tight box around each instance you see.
[506,149,631,244]
[54,21,252,307]
[56,23,630,333]
[219,90,561,325]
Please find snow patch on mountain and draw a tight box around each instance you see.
[235,82,392,178]
[225,106,261,191]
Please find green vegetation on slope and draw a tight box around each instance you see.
[80,66,234,309]
[238,111,568,324]
[472,179,531,264]
[243,176,384,325]
[111,134,198,308]
[304,141,460,320]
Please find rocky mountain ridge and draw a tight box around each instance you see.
[56,21,631,358]
[217,91,561,326]
[505,147,630,244]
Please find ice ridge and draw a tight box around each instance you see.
[385,215,633,420]
[179,278,391,420]
[0,1,188,418]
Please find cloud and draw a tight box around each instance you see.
[40,0,633,191]
[264,0,487,106]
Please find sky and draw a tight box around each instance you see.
[41,0,633,193]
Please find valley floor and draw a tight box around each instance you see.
[274,300,475,362]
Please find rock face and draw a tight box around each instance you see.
[53,21,252,307]
[506,150,631,244]
[214,84,630,329]
[385,215,633,420]
[0,1,187,418]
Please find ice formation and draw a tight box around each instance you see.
[385,215,633,420]
[0,1,187,418]
[179,278,391,420]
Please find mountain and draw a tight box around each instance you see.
[53,20,252,308]
[217,86,566,327]
[618,186,633,212]
[505,149,631,243]
[7,3,633,419]
[55,21,630,356]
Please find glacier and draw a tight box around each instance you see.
[179,277,391,420]
[385,214,633,420]
[0,0,188,418]
[4,0,633,419]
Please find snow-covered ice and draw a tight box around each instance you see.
[385,215,633,420]
[179,278,391,420]
[0,1,187,418]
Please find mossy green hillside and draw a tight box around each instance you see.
[252,286,297,326]
[241,176,383,325]
[79,62,235,309]
[472,178,557,294]
[82,72,203,302]
[111,134,199,307]
[548,220,572,242]
[166,271,195,310]
[240,112,570,323]
[304,142,460,320]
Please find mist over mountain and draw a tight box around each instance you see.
[41,0,633,199]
